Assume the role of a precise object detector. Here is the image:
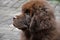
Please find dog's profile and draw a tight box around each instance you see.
[13,0,60,40]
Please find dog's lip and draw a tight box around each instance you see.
[13,24,28,30]
[13,22,28,29]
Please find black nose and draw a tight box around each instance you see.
[13,16,16,19]
[13,17,15,19]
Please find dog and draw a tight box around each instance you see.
[13,0,60,40]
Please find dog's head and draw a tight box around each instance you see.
[13,0,55,31]
[21,0,56,32]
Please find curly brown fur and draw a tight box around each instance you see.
[13,0,60,40]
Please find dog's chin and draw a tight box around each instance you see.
[13,24,28,31]
[19,27,28,31]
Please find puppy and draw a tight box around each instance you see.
[13,0,60,40]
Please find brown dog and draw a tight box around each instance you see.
[13,0,60,40]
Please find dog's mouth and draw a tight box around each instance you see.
[13,22,28,30]
[13,16,30,30]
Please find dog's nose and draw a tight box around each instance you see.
[13,16,17,19]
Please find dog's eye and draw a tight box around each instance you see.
[24,9,30,15]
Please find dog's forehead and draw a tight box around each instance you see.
[22,1,46,10]
[22,1,35,9]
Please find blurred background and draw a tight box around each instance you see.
[0,0,60,40]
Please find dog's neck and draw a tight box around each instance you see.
[22,29,31,39]
[30,26,57,40]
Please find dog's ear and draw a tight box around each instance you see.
[30,14,56,33]
[29,15,37,33]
